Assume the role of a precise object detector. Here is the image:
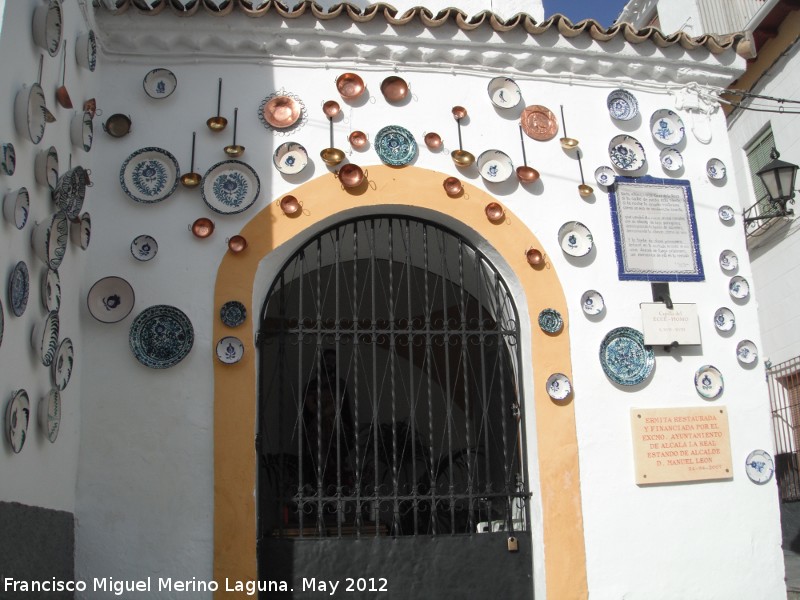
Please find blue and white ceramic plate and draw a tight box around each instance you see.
[538,308,563,334]
[660,147,683,172]
[32,0,63,57]
[39,388,61,443]
[131,235,158,262]
[35,146,59,189]
[0,298,4,348]
[713,307,734,332]
[581,290,605,316]
[3,188,29,230]
[374,125,417,166]
[120,147,180,204]
[2,142,16,175]
[487,77,522,109]
[736,339,758,364]
[202,160,260,215]
[599,327,655,386]
[52,337,74,391]
[31,310,59,367]
[745,449,774,484]
[143,68,177,99]
[729,276,750,300]
[649,109,685,146]
[609,135,646,172]
[546,373,572,401]
[477,149,514,183]
[273,142,309,175]
[8,261,29,317]
[558,221,593,257]
[220,300,246,327]
[718,205,735,222]
[52,167,86,220]
[129,305,194,369]
[216,336,244,364]
[694,365,723,399]
[607,89,639,121]
[594,166,615,187]
[719,250,738,273]
[41,268,61,313]
[6,389,30,454]
[87,276,135,324]
[706,158,726,180]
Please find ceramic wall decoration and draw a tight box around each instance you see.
[713,307,734,332]
[546,373,572,401]
[558,221,593,257]
[609,135,646,171]
[35,146,59,189]
[477,150,514,183]
[220,300,246,327]
[39,388,61,443]
[120,147,180,204]
[660,147,683,172]
[31,310,59,367]
[52,337,74,391]
[745,449,774,484]
[375,125,418,166]
[607,89,638,121]
[75,30,97,71]
[0,298,4,349]
[581,290,605,315]
[143,68,177,99]
[694,365,723,399]
[649,109,685,146]
[706,158,726,180]
[129,304,194,369]
[70,111,94,152]
[70,212,91,250]
[718,205,735,222]
[487,77,522,109]
[736,340,758,364]
[201,160,260,215]
[14,80,47,144]
[3,188,30,230]
[273,142,308,175]
[87,276,135,323]
[30,212,68,270]
[131,234,158,261]
[594,166,615,187]
[216,336,244,364]
[52,167,86,220]
[32,0,63,57]
[729,276,750,300]
[103,113,133,138]
[41,268,61,313]
[6,390,30,454]
[8,261,30,317]
[2,143,16,175]
[719,250,738,272]
[599,327,655,386]
[258,89,307,134]
[538,308,563,334]
[520,105,558,141]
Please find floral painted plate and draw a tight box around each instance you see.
[694,365,723,399]
[558,221,593,257]
[6,389,30,454]
[129,304,194,369]
[31,310,59,367]
[707,158,726,180]
[220,300,246,327]
[41,268,61,313]
[609,135,646,171]
[216,336,244,364]
[736,339,758,364]
[375,125,417,166]
[660,147,683,172]
[131,234,158,262]
[39,388,61,443]
[538,308,563,334]
[599,327,655,386]
[2,142,16,175]
[546,373,572,400]
[143,68,177,99]
[202,160,260,215]
[35,146,59,189]
[120,147,180,204]
[718,205,735,222]
[607,89,639,121]
[745,449,774,484]
[729,276,750,300]
[719,250,738,273]
[713,307,734,332]
[87,276,135,324]
[8,261,30,317]
[594,166,615,187]
[52,337,74,391]
[581,290,605,316]
[649,109,685,146]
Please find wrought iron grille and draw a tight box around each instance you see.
[768,356,800,502]
[257,216,530,539]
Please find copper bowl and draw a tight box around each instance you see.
[443,177,463,197]
[338,163,365,188]
[336,73,366,100]
[381,76,409,103]
[279,195,301,215]
[322,100,341,118]
[516,165,540,183]
[452,106,467,120]
[227,235,247,253]
[526,248,544,266]
[424,132,442,150]
[262,95,301,129]
[485,202,505,223]
[349,130,368,149]
[191,217,215,238]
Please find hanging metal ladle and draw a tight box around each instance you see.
[180,132,201,188]
[516,125,540,183]
[450,106,474,168]
[207,78,227,132]
[320,110,344,167]
[224,108,244,157]
[55,41,73,109]
[577,149,593,197]
[559,105,579,150]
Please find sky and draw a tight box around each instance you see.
[543,0,631,27]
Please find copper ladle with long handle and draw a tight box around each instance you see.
[207,78,227,132]
[56,41,72,109]
[577,149,593,197]
[180,132,201,188]
[450,106,474,168]
[224,108,244,157]
[559,105,579,150]
[516,125,540,183]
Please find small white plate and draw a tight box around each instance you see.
[6,389,30,454]
[546,373,572,401]
[718,205,735,222]
[713,307,734,332]
[35,146,59,190]
[580,290,605,316]
[38,388,60,443]
[745,449,774,484]
[707,158,726,180]
[608,135,646,172]
[41,268,61,313]
[143,68,177,99]
[131,235,158,262]
[3,188,30,230]
[736,339,758,364]
[729,276,750,300]
[273,142,309,175]
[477,150,514,183]
[216,336,244,364]
[594,166,615,187]
[31,310,59,367]
[70,212,91,250]
[649,109,685,146]
[719,250,738,272]
[52,337,74,391]
[87,276,135,324]
[558,221,593,257]
[694,365,723,399]
[487,77,522,109]
[659,147,683,172]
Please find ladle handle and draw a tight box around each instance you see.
[560,104,568,138]
[457,119,463,151]
[577,149,586,184]
[37,54,43,85]
[232,108,238,145]
[519,125,528,167]
[190,131,196,172]
[216,78,222,117]
[329,117,334,148]
[62,41,67,86]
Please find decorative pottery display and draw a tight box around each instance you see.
[273,142,308,175]
[374,125,417,166]
[477,150,514,183]
[131,234,158,261]
[35,146,59,189]
[380,76,409,103]
[694,365,723,399]
[39,389,61,443]
[487,77,522,109]
[594,166,616,187]
[14,81,47,144]
[718,205,735,222]
[557,221,593,257]
[191,217,215,238]
[608,135,646,171]
[70,212,91,250]
[2,142,16,175]
[6,390,30,454]
[30,212,68,269]
[41,268,61,313]
[129,305,194,369]
[729,276,750,300]
[546,373,572,401]
[336,73,366,100]
[659,147,683,172]
[75,30,97,71]
[52,167,86,220]
[120,147,180,204]
[599,327,655,386]
[607,89,639,121]
[259,90,307,133]
[143,68,177,99]
[103,113,132,138]
[736,339,758,364]
[745,449,774,484]
[538,308,563,334]
[52,337,74,391]
[8,261,30,317]
[713,307,735,332]
[70,111,94,152]
[220,300,246,327]
[3,188,29,230]
[86,276,135,323]
[31,310,59,367]
[706,158,726,180]
[649,109,685,146]
[216,336,244,364]
[581,290,605,316]
[201,160,260,215]
[719,250,738,272]
[520,105,558,141]
[32,0,63,57]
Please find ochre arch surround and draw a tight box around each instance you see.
[213,165,587,599]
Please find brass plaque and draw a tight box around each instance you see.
[631,406,733,485]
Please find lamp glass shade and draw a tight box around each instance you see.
[757,158,798,202]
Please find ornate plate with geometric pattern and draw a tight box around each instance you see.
[220,300,246,327]
[374,125,417,166]
[129,304,194,369]
[120,147,180,204]
[201,160,260,215]
[599,327,655,386]
[538,308,563,334]
[8,261,29,317]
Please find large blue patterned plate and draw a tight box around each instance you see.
[202,160,260,215]
[375,125,417,166]
[120,147,180,204]
[599,327,655,386]
[8,261,30,317]
[130,305,194,369]
[608,135,646,172]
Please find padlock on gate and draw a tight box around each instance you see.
[507,536,519,552]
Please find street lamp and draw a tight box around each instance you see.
[744,148,798,224]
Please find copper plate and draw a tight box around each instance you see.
[191,217,215,238]
[262,95,301,129]
[381,76,408,103]
[520,105,559,141]
[336,73,365,100]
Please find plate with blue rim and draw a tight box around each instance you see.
[374,125,417,166]
[599,327,655,386]
[129,304,194,369]
[8,261,29,317]
[0,297,4,348]
[649,109,685,146]
[120,147,180,204]
[694,365,723,399]
[220,300,246,327]
[609,135,646,172]
[607,89,639,121]
[202,160,260,215]
[538,308,563,334]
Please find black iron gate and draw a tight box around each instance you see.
[257,216,533,598]
[768,356,800,502]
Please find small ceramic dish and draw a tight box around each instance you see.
[477,150,514,183]
[15,82,47,144]
[202,159,260,215]
[31,310,59,367]
[487,77,522,109]
[3,188,30,230]
[143,68,177,99]
[538,308,563,334]
[69,212,91,250]
[707,158,726,180]
[660,147,683,172]
[8,261,30,317]
[546,373,572,401]
[272,142,308,175]
[736,339,758,364]
[581,290,605,316]
[745,449,774,484]
[220,300,246,327]
[607,89,639,121]
[594,166,616,187]
[600,327,655,386]
[609,135,646,171]
[35,146,59,189]
[216,336,245,364]
[718,205,735,222]
[719,250,738,272]
[39,388,61,443]
[694,365,723,399]
[713,307,734,332]
[558,221,594,257]
[52,167,86,220]
[649,109,685,146]
[30,212,69,270]
[75,30,97,71]
[2,143,16,175]
[41,268,61,313]
[129,304,194,369]
[52,337,74,391]
[336,72,366,100]
[87,276,135,323]
[131,234,158,261]
[729,276,750,300]
[6,389,30,454]
[120,147,180,204]
[32,0,63,57]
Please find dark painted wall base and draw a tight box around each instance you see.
[0,501,74,600]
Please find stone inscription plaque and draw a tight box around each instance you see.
[631,406,732,485]
[640,303,701,346]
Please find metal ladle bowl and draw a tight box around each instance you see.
[224,144,244,158]
[578,183,594,197]
[320,147,345,166]
[516,165,540,183]
[207,115,227,131]
[180,171,201,188]
[560,137,579,150]
[451,149,475,168]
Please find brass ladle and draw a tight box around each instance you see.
[559,105,579,150]
[516,125,540,183]
[180,132,201,188]
[577,149,593,197]
[320,113,344,167]
[224,108,244,157]
[207,78,227,132]
[450,106,474,168]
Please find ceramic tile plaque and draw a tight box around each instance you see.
[609,176,704,282]
[631,406,732,485]
[640,303,701,346]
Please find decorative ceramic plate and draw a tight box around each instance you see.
[129,305,194,369]
[538,308,563,334]
[52,167,86,220]
[718,205,735,222]
[729,276,750,300]
[35,145,59,189]
[546,373,572,401]
[375,125,417,166]
[719,250,738,273]
[558,221,593,257]
[649,109,685,146]
[2,142,16,175]
[607,89,639,121]
[220,300,246,327]
[39,388,61,443]
[202,160,260,215]
[594,166,616,186]
[660,147,683,172]
[599,327,655,386]
[52,337,74,390]
[477,150,514,183]
[87,276,135,323]
[487,77,522,109]
[31,310,59,367]
[8,261,29,317]
[609,135,646,171]
[76,30,97,71]
[0,298,4,349]
[707,158,726,180]
[3,188,29,230]
[216,336,244,364]
[32,0,63,57]
[694,365,723,399]
[14,83,47,145]
[70,111,93,152]
[120,147,180,204]
[520,105,558,141]
[736,339,758,364]
[258,89,307,135]
[30,213,68,271]
[71,212,91,251]
[143,68,177,99]
[131,234,158,261]
[713,307,735,332]
[273,142,309,175]
[6,390,30,454]
[41,268,61,313]
[745,449,774,484]
[581,290,605,316]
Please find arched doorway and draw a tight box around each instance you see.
[257,216,533,597]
